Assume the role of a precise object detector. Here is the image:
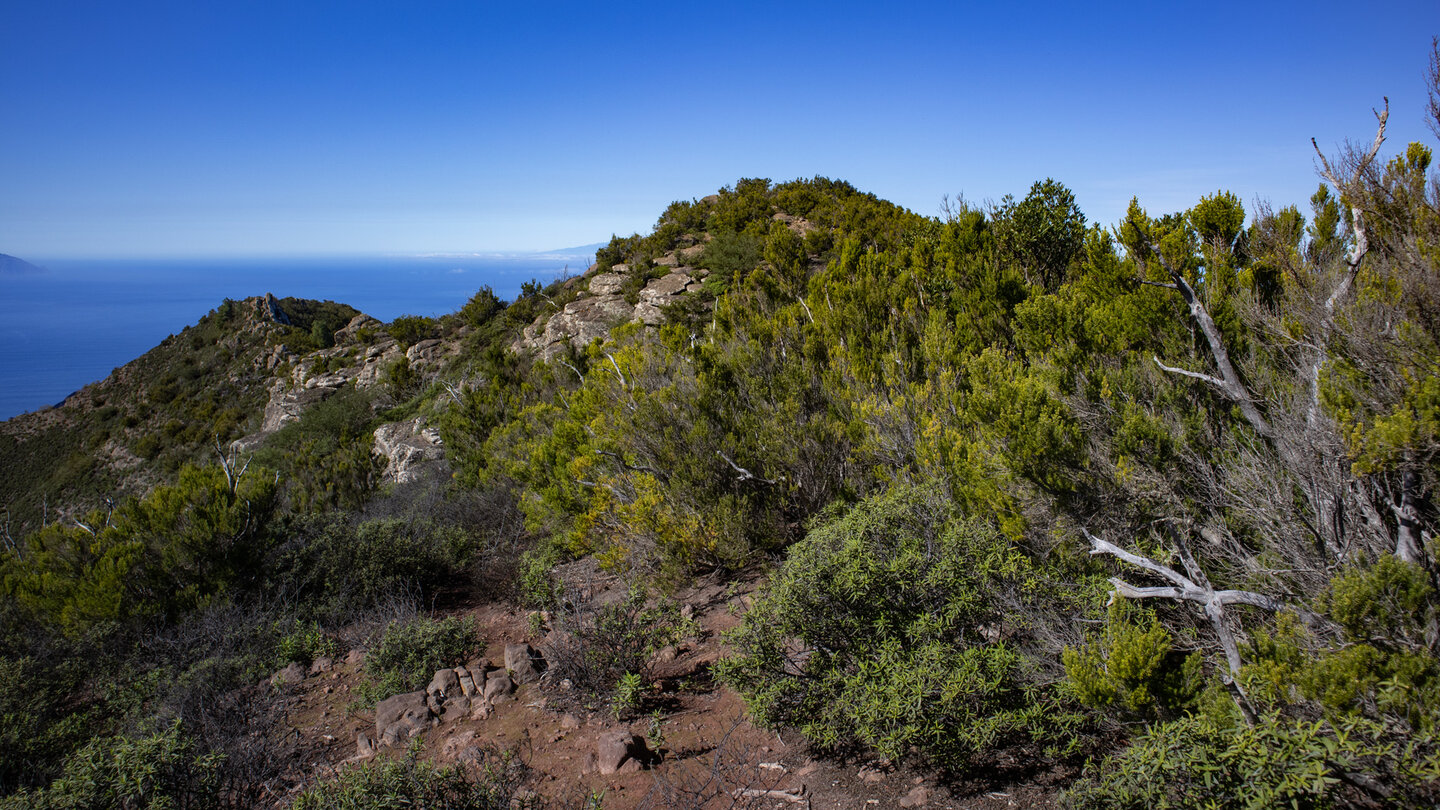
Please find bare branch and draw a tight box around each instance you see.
[606,353,628,390]
[717,451,778,485]
[1152,356,1230,391]
[1140,245,1273,438]
[596,449,666,479]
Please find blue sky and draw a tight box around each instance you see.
[2,1,1437,258]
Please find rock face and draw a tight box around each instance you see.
[373,417,445,484]
[512,258,708,360]
[633,270,704,326]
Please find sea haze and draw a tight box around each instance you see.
[0,252,593,421]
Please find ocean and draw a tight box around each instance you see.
[0,252,594,421]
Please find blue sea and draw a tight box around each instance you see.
[0,252,594,421]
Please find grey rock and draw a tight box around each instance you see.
[427,667,461,697]
[373,417,446,485]
[272,662,305,685]
[504,643,544,685]
[597,730,651,775]
[374,691,434,746]
[483,671,515,700]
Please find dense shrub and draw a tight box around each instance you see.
[268,516,479,618]
[289,746,531,810]
[1063,713,1440,809]
[718,484,1084,770]
[0,721,223,810]
[355,615,481,707]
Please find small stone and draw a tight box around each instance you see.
[309,656,334,674]
[899,786,931,808]
[560,713,581,730]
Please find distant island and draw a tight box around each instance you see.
[0,253,43,274]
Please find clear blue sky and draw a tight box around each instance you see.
[3,1,1438,258]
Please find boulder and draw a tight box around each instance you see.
[427,667,461,698]
[374,691,434,746]
[441,696,472,722]
[272,662,305,686]
[587,271,629,297]
[633,271,697,326]
[596,730,652,775]
[483,671,515,701]
[504,643,544,685]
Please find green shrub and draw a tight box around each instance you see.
[387,315,438,349]
[269,516,478,618]
[289,746,531,810]
[1063,713,1440,809]
[357,615,481,706]
[718,484,1083,771]
[275,619,343,668]
[1062,602,1203,719]
[0,721,222,810]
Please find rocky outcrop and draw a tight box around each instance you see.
[512,258,709,360]
[372,417,445,484]
[633,270,705,326]
[262,293,292,325]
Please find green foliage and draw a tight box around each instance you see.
[718,484,1083,770]
[994,178,1086,291]
[1062,603,1203,718]
[3,463,277,636]
[275,619,343,668]
[0,655,101,792]
[1064,713,1440,809]
[0,721,223,810]
[270,516,480,618]
[699,230,762,292]
[611,671,646,720]
[255,385,380,511]
[359,615,481,705]
[459,286,506,329]
[289,746,531,810]
[387,314,438,349]
[1325,555,1434,647]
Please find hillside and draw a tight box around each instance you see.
[3,112,1440,809]
[0,254,43,274]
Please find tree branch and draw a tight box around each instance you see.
[1141,245,1273,438]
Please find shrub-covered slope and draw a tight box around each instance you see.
[4,82,1440,806]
